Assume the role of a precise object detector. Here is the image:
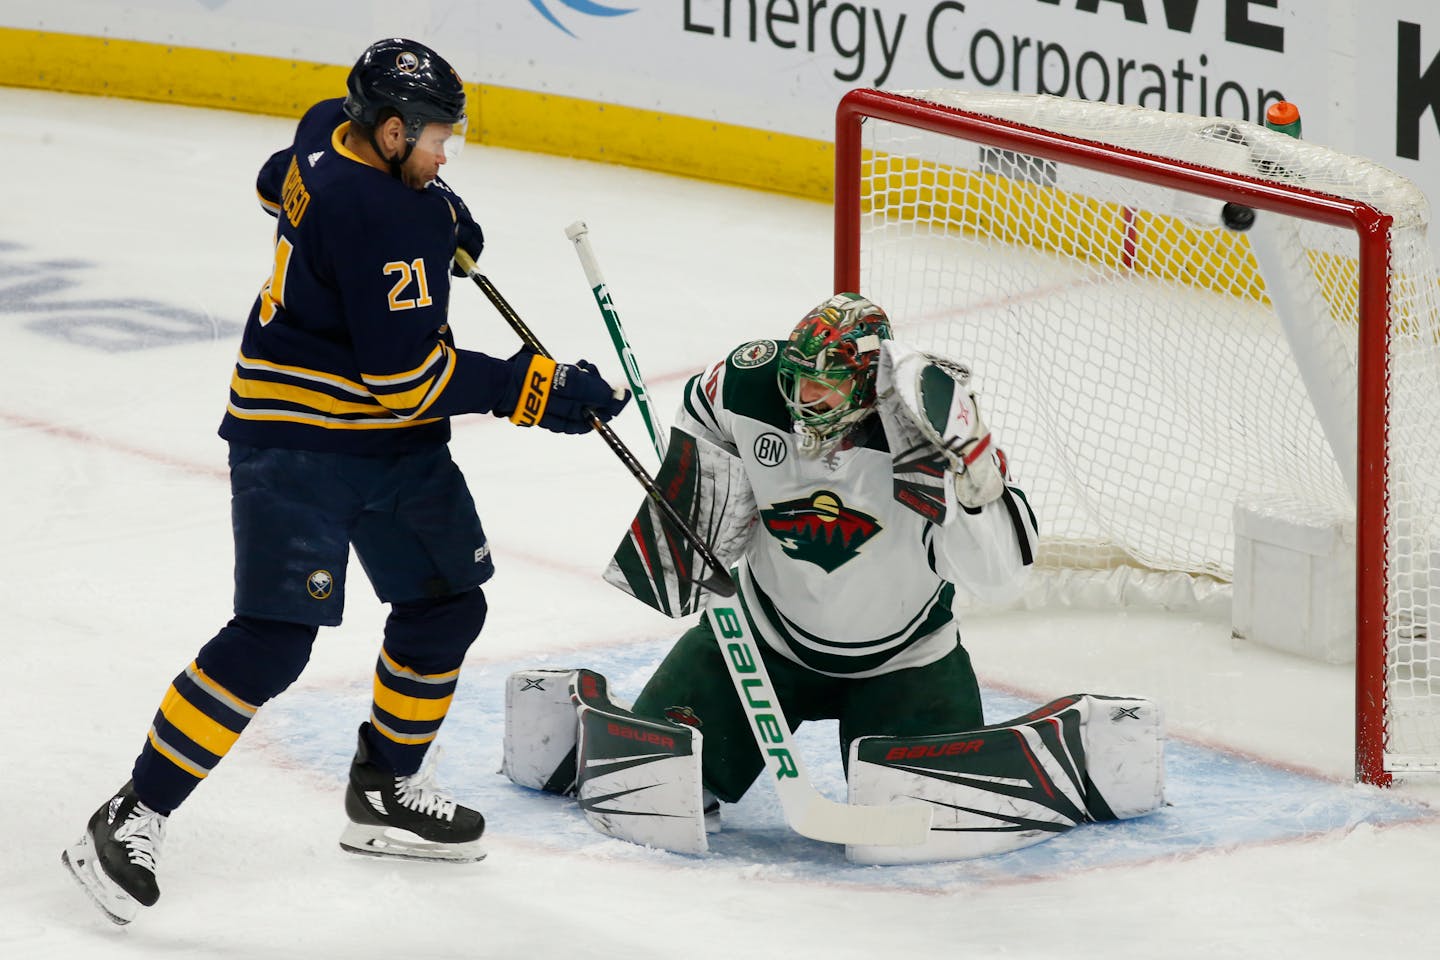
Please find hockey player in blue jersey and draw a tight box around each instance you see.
[61,37,629,924]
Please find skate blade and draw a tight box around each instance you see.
[61,837,141,925]
[338,822,486,863]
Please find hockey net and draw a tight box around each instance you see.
[834,88,1440,784]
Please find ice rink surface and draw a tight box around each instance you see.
[3,86,1439,958]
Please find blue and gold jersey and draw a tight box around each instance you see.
[220,99,509,453]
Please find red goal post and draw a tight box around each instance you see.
[833,88,1440,786]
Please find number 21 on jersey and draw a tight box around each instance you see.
[258,242,434,324]
[382,259,433,311]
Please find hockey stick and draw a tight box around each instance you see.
[558,245,931,844]
[565,221,668,464]
[707,604,933,846]
[458,259,736,598]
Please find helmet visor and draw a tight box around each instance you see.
[415,115,468,162]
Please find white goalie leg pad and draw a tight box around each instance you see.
[845,694,1164,865]
[876,340,1007,522]
[1077,694,1166,820]
[572,669,708,855]
[604,427,757,618]
[501,669,581,795]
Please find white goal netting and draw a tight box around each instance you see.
[839,89,1440,778]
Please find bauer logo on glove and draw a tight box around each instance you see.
[501,349,630,434]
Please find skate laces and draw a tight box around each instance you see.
[114,803,166,872]
[393,749,457,822]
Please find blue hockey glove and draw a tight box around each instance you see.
[435,179,484,276]
[453,207,484,277]
[503,350,630,434]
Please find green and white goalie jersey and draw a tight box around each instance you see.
[607,339,1039,679]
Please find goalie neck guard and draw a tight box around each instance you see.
[778,293,892,453]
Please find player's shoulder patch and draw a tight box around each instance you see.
[729,340,778,369]
[718,340,788,429]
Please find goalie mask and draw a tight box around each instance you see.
[778,293,892,453]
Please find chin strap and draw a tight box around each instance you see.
[366,128,415,178]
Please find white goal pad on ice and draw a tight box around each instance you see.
[847,694,1164,866]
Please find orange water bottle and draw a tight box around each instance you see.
[1266,101,1302,139]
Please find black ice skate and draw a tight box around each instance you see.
[61,781,167,925]
[339,724,486,863]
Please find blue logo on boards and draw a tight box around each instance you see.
[529,0,637,38]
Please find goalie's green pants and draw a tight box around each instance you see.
[632,615,983,804]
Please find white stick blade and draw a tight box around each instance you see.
[786,794,933,846]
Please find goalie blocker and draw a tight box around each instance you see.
[502,669,1164,863]
[603,427,756,619]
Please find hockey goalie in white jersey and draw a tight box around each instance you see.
[503,293,1165,863]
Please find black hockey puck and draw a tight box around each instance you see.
[1221,202,1256,231]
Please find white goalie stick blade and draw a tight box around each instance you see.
[61,834,141,925]
[844,725,1089,866]
[704,606,933,847]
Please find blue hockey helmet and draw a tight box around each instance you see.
[343,38,467,151]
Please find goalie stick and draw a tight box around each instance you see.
[565,221,669,464]
[455,252,735,598]
[563,242,930,844]
[707,605,933,846]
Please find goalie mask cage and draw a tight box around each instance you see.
[834,88,1440,786]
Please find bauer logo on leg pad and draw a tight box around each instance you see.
[881,738,984,762]
[845,693,1164,865]
[571,669,708,856]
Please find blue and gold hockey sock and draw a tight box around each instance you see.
[131,661,258,815]
[365,646,461,775]
[128,616,315,815]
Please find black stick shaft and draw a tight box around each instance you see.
[471,273,736,598]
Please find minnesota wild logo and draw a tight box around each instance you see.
[760,491,881,572]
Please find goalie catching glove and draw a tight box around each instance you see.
[876,340,1007,523]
